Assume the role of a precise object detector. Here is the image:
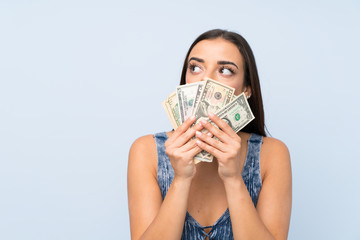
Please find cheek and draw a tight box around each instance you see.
[232,83,242,94]
[230,79,246,95]
[185,71,202,84]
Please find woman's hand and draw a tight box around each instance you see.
[195,113,243,182]
[165,116,204,181]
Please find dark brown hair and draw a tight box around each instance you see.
[180,29,266,136]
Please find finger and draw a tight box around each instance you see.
[199,118,233,144]
[174,140,201,161]
[195,131,227,152]
[180,139,198,152]
[167,116,196,145]
[195,139,223,158]
[186,144,202,157]
[174,121,204,148]
[208,113,238,138]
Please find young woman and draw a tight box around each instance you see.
[128,29,292,240]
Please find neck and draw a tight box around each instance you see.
[194,159,220,182]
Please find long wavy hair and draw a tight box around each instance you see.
[180,29,266,136]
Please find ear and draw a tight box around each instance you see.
[243,86,252,99]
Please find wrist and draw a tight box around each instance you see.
[223,176,245,192]
[173,175,193,186]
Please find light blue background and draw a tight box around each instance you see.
[1,0,359,239]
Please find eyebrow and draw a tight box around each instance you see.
[217,61,239,69]
[188,57,204,63]
[188,57,239,69]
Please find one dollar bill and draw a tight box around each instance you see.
[162,91,181,129]
[193,78,235,162]
[193,92,255,164]
[193,78,235,121]
[176,82,204,124]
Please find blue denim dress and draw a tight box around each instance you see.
[154,132,263,240]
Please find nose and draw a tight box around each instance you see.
[203,72,218,81]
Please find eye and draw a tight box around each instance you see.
[220,66,235,76]
[188,63,202,74]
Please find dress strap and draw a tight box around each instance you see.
[242,133,263,206]
[153,132,168,158]
[153,132,174,200]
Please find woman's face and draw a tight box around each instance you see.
[185,38,250,96]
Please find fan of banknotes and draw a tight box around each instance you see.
[162,78,255,164]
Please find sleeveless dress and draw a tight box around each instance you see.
[154,132,263,240]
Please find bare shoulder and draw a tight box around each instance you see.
[128,134,158,176]
[261,136,290,157]
[260,136,291,179]
[129,134,157,156]
[128,134,166,239]
[257,137,292,239]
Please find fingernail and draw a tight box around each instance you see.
[196,131,201,137]
[207,132,212,137]
[201,119,207,125]
[196,140,202,145]
[190,115,196,121]
[209,112,214,118]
